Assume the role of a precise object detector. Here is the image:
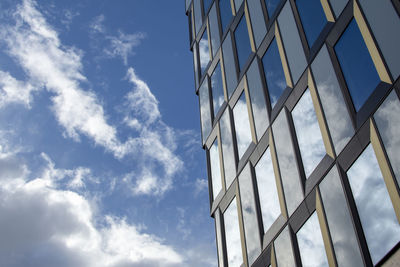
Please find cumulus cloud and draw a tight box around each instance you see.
[0,70,37,108]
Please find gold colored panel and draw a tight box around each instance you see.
[230,0,236,16]
[370,119,400,223]
[275,23,293,88]
[308,69,335,159]
[244,76,257,143]
[271,243,277,267]
[244,1,256,52]
[269,132,288,219]
[320,0,335,22]
[316,189,337,267]
[353,0,392,84]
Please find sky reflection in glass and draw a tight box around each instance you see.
[199,78,212,143]
[220,109,236,188]
[210,138,222,200]
[274,226,296,267]
[211,62,225,117]
[209,3,221,57]
[234,15,252,72]
[224,198,243,267]
[219,0,233,33]
[347,144,400,264]
[334,19,380,111]
[264,0,280,18]
[262,39,286,108]
[233,92,252,159]
[199,30,211,75]
[222,33,238,99]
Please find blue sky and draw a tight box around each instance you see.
[0,0,216,266]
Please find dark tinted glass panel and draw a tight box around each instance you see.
[334,19,380,111]
[233,92,252,159]
[359,0,400,79]
[203,0,213,14]
[264,0,281,18]
[234,16,252,72]
[374,91,400,186]
[262,39,286,108]
[224,197,243,266]
[219,0,233,33]
[247,0,267,48]
[247,59,269,140]
[199,78,212,143]
[239,164,261,265]
[194,0,203,35]
[199,30,211,75]
[319,166,364,267]
[347,144,400,264]
[209,3,221,57]
[295,0,327,47]
[210,138,223,199]
[211,62,225,116]
[220,108,236,188]
[222,33,238,99]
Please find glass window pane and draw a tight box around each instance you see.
[297,212,329,267]
[311,45,353,154]
[193,43,199,89]
[200,30,211,75]
[347,144,400,264]
[203,0,213,14]
[224,197,243,267]
[264,0,281,18]
[209,3,221,57]
[233,92,253,159]
[219,0,233,33]
[374,91,400,186]
[215,211,225,267]
[329,0,348,18]
[239,164,261,265]
[247,0,267,48]
[292,89,326,177]
[262,38,286,108]
[220,108,237,188]
[211,62,225,116]
[194,0,203,35]
[274,226,296,267]
[334,19,380,111]
[254,148,281,232]
[234,15,252,72]
[247,59,269,140]
[277,1,307,84]
[222,33,238,99]
[186,0,192,12]
[359,0,400,80]
[234,0,244,12]
[199,78,212,142]
[319,166,364,267]
[295,0,327,47]
[210,138,223,199]
[272,109,303,216]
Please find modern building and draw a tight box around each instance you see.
[185,0,400,266]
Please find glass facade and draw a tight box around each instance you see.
[186,0,400,266]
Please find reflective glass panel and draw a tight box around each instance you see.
[239,164,261,265]
[234,0,244,12]
[311,45,353,154]
[210,138,223,199]
[209,3,221,57]
[234,15,252,72]
[233,92,252,159]
[254,148,280,232]
[199,30,211,75]
[194,0,203,35]
[374,91,400,186]
[272,109,303,216]
[329,0,348,18]
[220,108,237,188]
[347,144,400,264]
[295,0,327,47]
[274,226,296,267]
[219,0,233,33]
[359,0,400,79]
[247,59,269,140]
[264,0,281,18]
[222,33,238,99]
[247,0,267,48]
[262,39,286,108]
[224,197,243,267]
[319,166,364,267]
[297,212,329,267]
[278,1,307,84]
[211,62,225,116]
[215,211,225,267]
[292,89,325,177]
[193,43,199,88]
[199,78,212,143]
[334,19,380,111]
[203,0,213,14]
[186,0,192,12]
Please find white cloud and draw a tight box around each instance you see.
[90,14,106,34]
[105,31,145,65]
[0,70,37,108]
[194,178,208,196]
